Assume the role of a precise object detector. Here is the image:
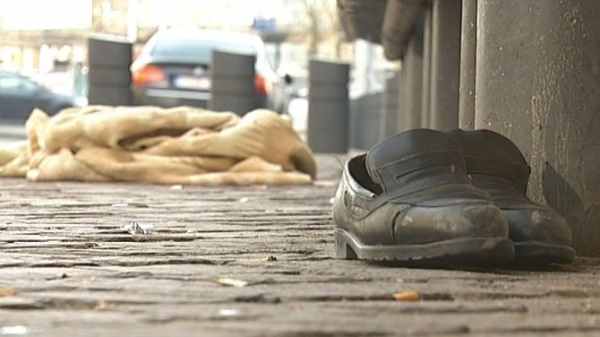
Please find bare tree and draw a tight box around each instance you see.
[301,0,343,58]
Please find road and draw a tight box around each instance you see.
[0,120,26,147]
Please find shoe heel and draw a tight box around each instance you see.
[335,229,358,260]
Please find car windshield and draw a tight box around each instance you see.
[150,35,259,64]
[0,73,40,94]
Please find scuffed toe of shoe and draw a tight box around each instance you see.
[463,204,510,237]
[504,207,573,247]
[393,203,509,245]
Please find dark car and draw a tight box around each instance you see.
[0,71,75,121]
[131,29,290,112]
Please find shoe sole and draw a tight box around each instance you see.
[335,229,515,266]
[514,241,576,265]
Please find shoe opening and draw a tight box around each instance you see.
[348,154,382,195]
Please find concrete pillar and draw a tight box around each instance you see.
[476,0,600,256]
[420,7,432,128]
[429,0,461,130]
[308,60,350,153]
[397,32,423,132]
[458,0,477,129]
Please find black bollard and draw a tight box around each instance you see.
[209,50,257,115]
[308,60,350,153]
[88,36,133,106]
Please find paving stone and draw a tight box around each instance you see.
[0,155,598,336]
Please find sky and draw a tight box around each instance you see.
[0,0,92,30]
[0,0,303,31]
[137,0,303,30]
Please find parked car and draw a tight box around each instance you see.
[0,71,76,121]
[131,29,292,112]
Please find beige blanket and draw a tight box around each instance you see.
[0,106,317,185]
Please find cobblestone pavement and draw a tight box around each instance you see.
[1,156,599,337]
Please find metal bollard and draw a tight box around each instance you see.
[88,36,133,106]
[308,60,350,153]
[209,50,257,115]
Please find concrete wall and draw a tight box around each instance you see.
[476,0,600,256]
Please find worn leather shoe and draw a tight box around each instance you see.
[333,129,514,265]
[449,129,575,264]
